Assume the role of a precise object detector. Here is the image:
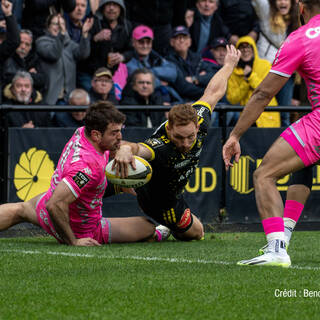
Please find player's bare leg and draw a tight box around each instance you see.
[238,137,304,267]
[173,213,204,241]
[0,194,42,231]
[259,168,312,255]
[109,216,156,243]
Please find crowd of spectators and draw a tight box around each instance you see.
[0,0,306,128]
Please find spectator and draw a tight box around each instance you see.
[64,0,88,43]
[54,88,89,127]
[166,25,215,91]
[127,25,203,102]
[202,37,228,68]
[3,29,47,94]
[89,67,118,104]
[252,0,299,63]
[21,0,76,39]
[226,36,280,127]
[77,0,132,91]
[125,0,188,56]
[189,0,231,54]
[3,71,51,128]
[36,13,93,105]
[202,37,239,126]
[252,0,299,126]
[218,0,260,45]
[120,68,166,127]
[0,0,20,104]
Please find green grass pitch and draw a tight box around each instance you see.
[0,231,320,320]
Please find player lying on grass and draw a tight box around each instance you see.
[110,45,241,241]
[0,102,169,246]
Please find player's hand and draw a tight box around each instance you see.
[222,135,241,171]
[113,145,136,178]
[224,45,241,69]
[73,237,101,246]
[1,0,13,17]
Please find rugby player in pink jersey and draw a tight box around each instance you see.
[0,102,163,246]
[223,0,320,267]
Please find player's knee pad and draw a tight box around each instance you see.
[289,166,313,190]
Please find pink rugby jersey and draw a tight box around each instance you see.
[271,15,320,110]
[45,127,109,237]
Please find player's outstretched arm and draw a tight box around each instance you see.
[200,45,241,111]
[222,72,289,170]
[46,181,100,246]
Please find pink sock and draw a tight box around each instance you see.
[283,200,304,223]
[262,217,284,241]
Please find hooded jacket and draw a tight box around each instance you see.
[227,36,280,128]
[78,0,132,75]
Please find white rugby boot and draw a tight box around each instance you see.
[258,229,291,255]
[238,239,291,268]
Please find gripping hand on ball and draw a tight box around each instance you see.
[113,144,136,178]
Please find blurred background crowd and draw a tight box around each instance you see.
[0,0,308,128]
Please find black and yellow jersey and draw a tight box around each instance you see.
[136,101,212,201]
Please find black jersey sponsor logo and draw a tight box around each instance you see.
[196,106,207,117]
[72,171,90,189]
[174,159,191,169]
[145,138,163,147]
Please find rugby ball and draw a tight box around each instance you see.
[105,155,152,188]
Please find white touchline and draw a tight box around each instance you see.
[0,249,319,271]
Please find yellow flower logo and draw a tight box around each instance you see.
[14,148,55,201]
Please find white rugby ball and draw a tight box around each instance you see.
[105,155,152,188]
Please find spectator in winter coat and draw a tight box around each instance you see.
[3,29,47,94]
[3,71,51,128]
[36,13,93,105]
[166,25,214,91]
[120,68,166,127]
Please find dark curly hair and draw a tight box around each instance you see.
[84,101,126,136]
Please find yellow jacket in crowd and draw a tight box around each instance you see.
[227,36,280,128]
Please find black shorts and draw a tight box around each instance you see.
[136,189,192,232]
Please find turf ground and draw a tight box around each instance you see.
[0,231,319,320]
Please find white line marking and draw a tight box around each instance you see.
[0,249,319,270]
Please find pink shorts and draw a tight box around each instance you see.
[36,194,111,244]
[280,109,320,167]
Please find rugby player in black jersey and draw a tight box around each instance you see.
[113,45,241,241]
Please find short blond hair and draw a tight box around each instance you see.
[168,104,198,127]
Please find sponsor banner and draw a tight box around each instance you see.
[226,128,320,222]
[7,127,320,224]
